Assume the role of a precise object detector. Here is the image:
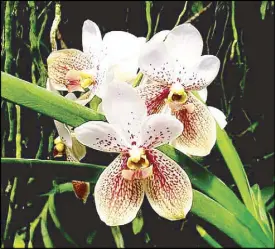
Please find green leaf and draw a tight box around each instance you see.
[13,232,26,248]
[132,210,144,235]
[48,195,79,247]
[216,126,257,218]
[261,186,274,205]
[192,190,265,248]
[260,1,268,20]
[251,185,273,238]
[196,225,223,248]
[1,72,106,128]
[191,1,203,14]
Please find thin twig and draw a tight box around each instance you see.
[50,2,61,51]
[153,6,164,35]
[174,1,188,27]
[145,1,152,41]
[230,1,241,64]
[185,2,213,23]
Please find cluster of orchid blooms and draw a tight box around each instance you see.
[46,20,227,226]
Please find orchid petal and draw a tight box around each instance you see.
[136,81,170,115]
[112,58,139,83]
[95,154,145,226]
[145,149,193,220]
[74,121,129,153]
[102,82,147,144]
[54,120,73,148]
[140,114,183,148]
[103,31,140,65]
[182,55,220,91]
[47,49,93,91]
[170,93,216,156]
[82,20,102,59]
[46,78,63,93]
[197,87,208,103]
[149,30,170,43]
[139,41,175,84]
[208,106,227,129]
[165,23,203,68]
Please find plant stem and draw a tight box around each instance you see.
[15,105,21,158]
[174,1,188,27]
[50,2,61,51]
[230,1,241,64]
[145,1,152,41]
[111,226,125,248]
[153,6,163,35]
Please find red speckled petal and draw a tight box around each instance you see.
[74,121,129,153]
[171,92,216,156]
[144,149,193,220]
[136,82,170,115]
[47,49,93,91]
[94,154,145,226]
[139,114,183,148]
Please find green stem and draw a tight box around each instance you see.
[230,1,241,64]
[15,105,21,158]
[145,1,152,41]
[35,127,44,159]
[111,226,125,248]
[47,129,55,160]
[174,1,188,27]
[2,177,18,248]
[50,2,61,51]
[153,6,163,35]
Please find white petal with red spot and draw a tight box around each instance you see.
[94,155,145,226]
[47,49,93,91]
[140,114,183,148]
[165,23,203,68]
[82,20,102,61]
[170,93,216,156]
[138,41,175,84]
[102,82,147,144]
[74,121,129,153]
[181,55,220,91]
[136,82,170,115]
[144,149,193,220]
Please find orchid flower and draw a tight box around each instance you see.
[47,19,145,96]
[74,82,193,226]
[137,23,223,156]
[46,79,91,203]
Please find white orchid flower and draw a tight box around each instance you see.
[137,23,222,156]
[74,82,193,226]
[46,79,91,203]
[47,19,145,97]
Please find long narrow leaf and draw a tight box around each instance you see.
[192,190,265,248]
